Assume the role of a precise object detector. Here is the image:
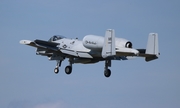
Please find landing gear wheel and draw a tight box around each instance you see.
[65,66,72,75]
[54,68,59,74]
[104,69,111,77]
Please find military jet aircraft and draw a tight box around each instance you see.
[20,29,159,77]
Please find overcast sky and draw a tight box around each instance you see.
[0,0,180,108]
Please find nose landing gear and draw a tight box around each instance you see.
[54,60,62,74]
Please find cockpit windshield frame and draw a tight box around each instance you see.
[48,35,66,42]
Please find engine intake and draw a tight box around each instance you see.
[125,41,132,48]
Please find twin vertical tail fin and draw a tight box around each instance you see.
[101,30,160,61]
[145,33,160,61]
[101,29,116,58]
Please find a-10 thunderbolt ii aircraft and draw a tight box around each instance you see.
[20,29,159,78]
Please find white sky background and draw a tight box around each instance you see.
[0,0,180,108]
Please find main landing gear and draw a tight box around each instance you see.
[104,60,111,77]
[54,58,73,75]
[54,57,112,78]
[65,66,72,74]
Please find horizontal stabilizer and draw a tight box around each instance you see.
[116,48,139,56]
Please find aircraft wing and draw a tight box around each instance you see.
[20,40,59,51]
[20,40,93,58]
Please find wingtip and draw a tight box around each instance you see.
[19,40,32,44]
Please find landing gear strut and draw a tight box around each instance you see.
[104,60,111,77]
[54,60,62,74]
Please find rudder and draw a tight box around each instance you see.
[101,29,116,58]
[145,33,159,61]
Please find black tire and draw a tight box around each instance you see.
[104,69,111,77]
[65,66,72,75]
[54,68,59,74]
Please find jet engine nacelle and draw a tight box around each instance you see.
[82,35,104,50]
[82,35,133,50]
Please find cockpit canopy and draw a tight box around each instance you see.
[48,35,66,42]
